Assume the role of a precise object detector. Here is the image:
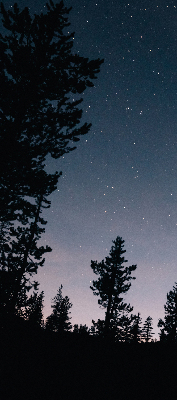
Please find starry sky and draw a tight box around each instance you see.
[3,0,177,338]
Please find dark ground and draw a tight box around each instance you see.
[0,326,177,400]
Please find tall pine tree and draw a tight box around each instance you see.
[0,1,103,320]
[90,236,137,338]
[45,285,72,334]
[142,316,154,343]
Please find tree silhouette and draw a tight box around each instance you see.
[90,319,105,337]
[0,0,103,319]
[110,303,137,342]
[130,313,142,343]
[90,236,137,338]
[142,316,154,342]
[45,285,72,334]
[158,283,177,342]
[24,290,44,328]
[91,304,137,342]
[0,194,52,320]
[73,324,89,337]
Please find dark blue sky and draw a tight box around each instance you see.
[4,0,177,338]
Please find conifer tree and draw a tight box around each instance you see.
[142,316,154,342]
[0,1,103,318]
[158,283,177,342]
[45,285,72,333]
[130,313,142,343]
[90,236,137,338]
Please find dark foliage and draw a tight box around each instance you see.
[24,290,44,327]
[130,312,142,343]
[90,236,137,338]
[73,323,89,337]
[142,316,154,342]
[158,282,177,342]
[45,284,72,333]
[0,0,103,320]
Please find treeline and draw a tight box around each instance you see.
[42,236,156,343]
[1,234,177,344]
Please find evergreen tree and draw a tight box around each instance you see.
[24,290,44,328]
[142,316,154,342]
[158,319,166,342]
[0,1,103,318]
[130,313,142,343]
[45,285,72,333]
[158,283,177,342]
[90,236,137,338]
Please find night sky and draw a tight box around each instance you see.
[3,0,177,338]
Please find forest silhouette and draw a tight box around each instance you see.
[1,1,177,399]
